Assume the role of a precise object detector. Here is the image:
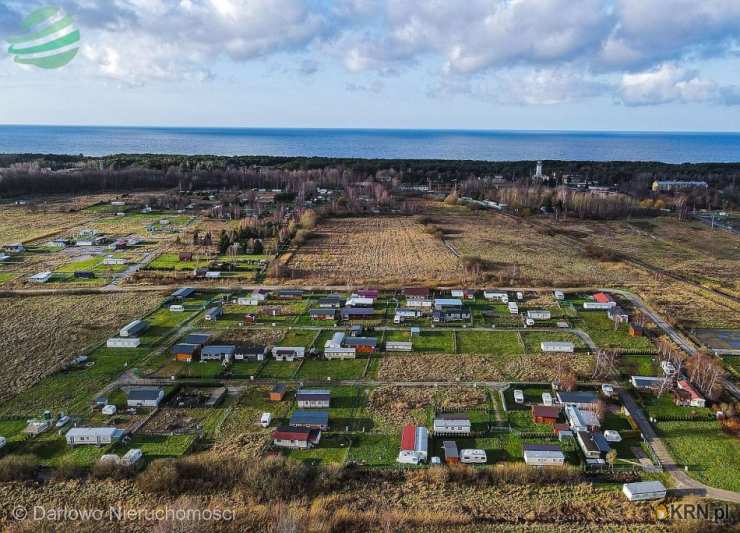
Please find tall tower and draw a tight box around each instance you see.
[534,161,544,179]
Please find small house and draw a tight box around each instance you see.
[171,343,200,362]
[566,405,600,432]
[204,307,223,321]
[556,391,599,409]
[394,307,422,323]
[171,288,195,301]
[127,387,165,408]
[483,290,508,302]
[583,302,614,310]
[120,319,149,338]
[2,243,24,253]
[541,341,575,353]
[386,341,413,352]
[622,481,667,502]
[676,380,706,408]
[432,306,471,323]
[24,420,51,436]
[272,347,305,361]
[346,295,375,307]
[554,290,565,300]
[29,271,53,283]
[107,337,141,348]
[340,307,375,320]
[404,287,430,299]
[309,308,337,321]
[433,413,471,435]
[200,345,236,361]
[508,302,519,314]
[527,310,551,321]
[576,431,610,459]
[234,345,267,361]
[523,444,565,466]
[630,376,667,390]
[532,405,562,425]
[66,427,124,446]
[593,292,614,304]
[434,298,463,310]
[269,384,287,401]
[271,426,321,449]
[343,336,377,353]
[355,289,379,299]
[289,410,329,430]
[183,332,212,346]
[324,346,356,360]
[442,440,460,464]
[450,289,475,300]
[296,389,331,408]
[121,448,143,466]
[400,425,429,461]
[103,256,127,266]
[74,271,95,279]
[318,295,343,308]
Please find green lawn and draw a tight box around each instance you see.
[657,420,740,492]
[278,329,319,349]
[384,330,454,352]
[457,331,523,355]
[636,392,713,419]
[284,434,350,465]
[115,434,195,460]
[347,433,399,467]
[521,332,585,353]
[259,361,300,379]
[578,312,655,351]
[619,355,659,378]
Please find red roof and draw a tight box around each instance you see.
[356,289,379,298]
[272,427,312,441]
[532,405,562,419]
[401,424,416,451]
[404,287,430,297]
[594,292,614,304]
[677,380,703,401]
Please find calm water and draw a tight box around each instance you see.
[1,126,739,163]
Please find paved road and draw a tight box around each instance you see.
[103,251,159,290]
[620,389,740,503]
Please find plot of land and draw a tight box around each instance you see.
[0,293,163,403]
[279,216,461,285]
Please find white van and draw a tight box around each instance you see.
[397,451,423,465]
[260,412,272,428]
[514,389,524,404]
[460,449,487,464]
[169,304,185,312]
[516,292,524,300]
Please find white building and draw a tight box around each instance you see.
[541,341,575,353]
[66,427,124,446]
[523,444,565,466]
[527,310,551,320]
[107,337,142,348]
[622,481,667,501]
[29,271,53,283]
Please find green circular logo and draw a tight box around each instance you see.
[7,6,80,69]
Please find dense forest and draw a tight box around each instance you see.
[0,153,737,202]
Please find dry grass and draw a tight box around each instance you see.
[0,205,94,244]
[378,353,594,382]
[276,216,462,285]
[367,386,487,430]
[0,293,163,402]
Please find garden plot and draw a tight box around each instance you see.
[0,292,163,405]
[367,385,488,432]
[384,330,454,352]
[456,331,523,355]
[279,216,462,285]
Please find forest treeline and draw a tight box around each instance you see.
[0,153,738,198]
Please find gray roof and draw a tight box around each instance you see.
[296,389,331,401]
[310,308,336,315]
[127,387,163,401]
[183,332,211,345]
[289,410,329,426]
[341,307,375,316]
[171,343,198,355]
[435,413,470,421]
[201,345,236,356]
[343,336,378,347]
[442,440,459,457]
[523,444,562,452]
[235,345,266,355]
[557,391,598,404]
[172,288,195,298]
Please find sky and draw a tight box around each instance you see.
[0,0,740,131]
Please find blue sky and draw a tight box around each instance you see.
[1,0,740,131]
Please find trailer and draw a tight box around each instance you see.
[622,481,667,502]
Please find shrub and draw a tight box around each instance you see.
[0,454,37,481]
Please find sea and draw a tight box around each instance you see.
[1,126,739,163]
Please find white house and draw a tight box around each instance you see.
[541,341,575,353]
[66,427,125,446]
[433,413,471,435]
[527,310,551,320]
[523,444,565,466]
[433,298,463,309]
[622,481,666,502]
[107,337,142,348]
[29,271,53,283]
[508,302,519,314]
[405,298,433,308]
[346,296,375,307]
[583,302,614,310]
[483,290,508,302]
[103,256,127,266]
[126,387,165,407]
[272,347,305,361]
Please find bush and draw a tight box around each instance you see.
[135,458,180,495]
[0,454,37,481]
[92,461,136,480]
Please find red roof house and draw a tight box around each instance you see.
[594,292,614,304]
[401,424,416,451]
[532,405,563,425]
[404,287,430,299]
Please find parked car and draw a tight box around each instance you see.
[55,415,70,428]
[514,389,524,404]
[397,450,424,465]
[260,412,272,428]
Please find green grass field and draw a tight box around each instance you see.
[347,433,399,466]
[284,434,350,465]
[578,312,655,351]
[520,331,585,353]
[657,420,740,492]
[116,434,195,461]
[297,359,367,380]
[384,330,454,352]
[457,331,523,355]
[636,391,713,419]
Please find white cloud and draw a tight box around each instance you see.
[618,64,718,106]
